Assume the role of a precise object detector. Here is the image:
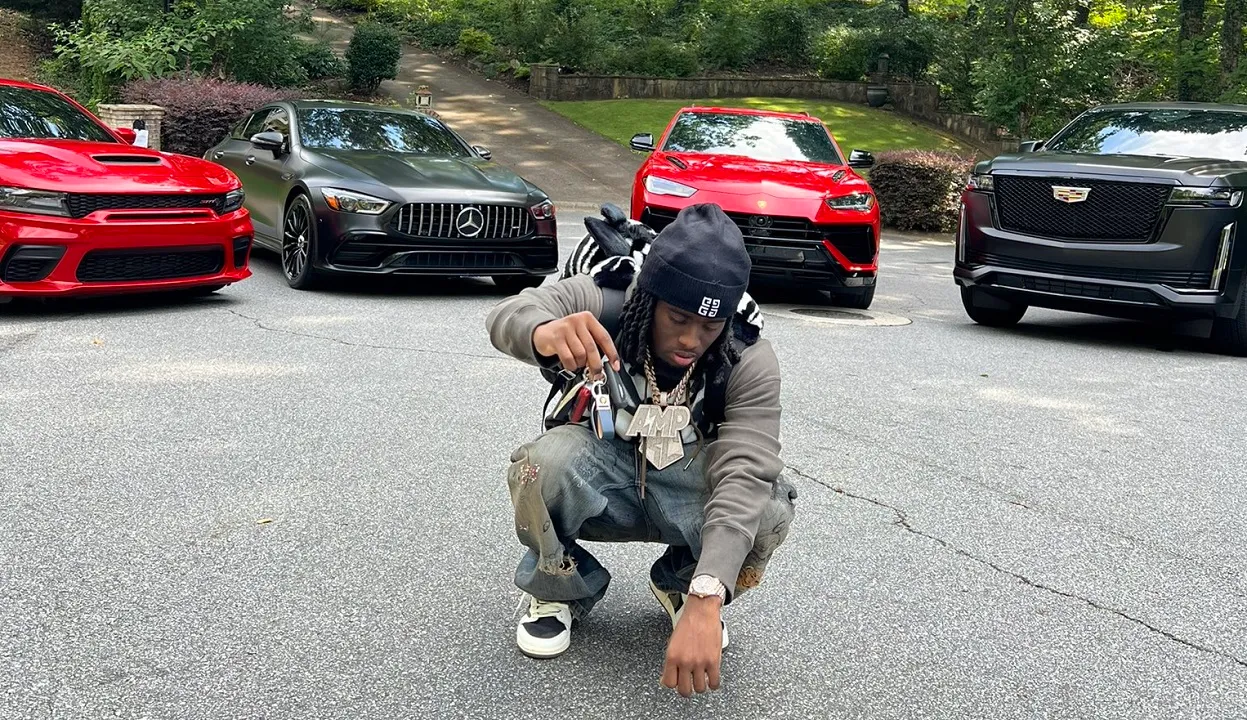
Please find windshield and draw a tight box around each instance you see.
[661,111,843,164]
[0,86,115,142]
[1046,108,1247,161]
[297,107,471,156]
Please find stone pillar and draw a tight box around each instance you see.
[96,104,166,150]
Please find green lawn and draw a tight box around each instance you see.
[540,97,973,157]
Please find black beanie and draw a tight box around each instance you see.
[636,203,751,321]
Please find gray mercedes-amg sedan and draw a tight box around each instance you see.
[205,99,557,292]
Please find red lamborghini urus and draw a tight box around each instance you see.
[629,106,880,307]
[0,79,252,300]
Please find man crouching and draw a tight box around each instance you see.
[485,203,796,697]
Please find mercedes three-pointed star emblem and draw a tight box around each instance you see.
[456,206,485,237]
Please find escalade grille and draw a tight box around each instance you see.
[65,194,226,219]
[994,176,1171,241]
[392,203,534,239]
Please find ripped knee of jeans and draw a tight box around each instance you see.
[537,553,577,577]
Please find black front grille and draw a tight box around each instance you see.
[994,176,1171,241]
[971,251,1212,289]
[994,273,1162,304]
[64,194,226,219]
[76,247,224,282]
[642,208,875,265]
[392,203,534,239]
[402,252,520,269]
[1,245,65,282]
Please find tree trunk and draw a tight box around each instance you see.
[1074,1,1091,27]
[1178,0,1208,100]
[899,0,910,16]
[1223,0,1245,77]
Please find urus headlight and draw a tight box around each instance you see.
[644,176,698,198]
[220,188,245,214]
[826,192,875,212]
[0,186,70,216]
[320,188,392,215]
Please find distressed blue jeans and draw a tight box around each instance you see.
[506,424,797,619]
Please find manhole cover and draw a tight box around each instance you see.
[790,308,873,321]
[777,307,911,327]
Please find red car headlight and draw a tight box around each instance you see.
[644,176,697,198]
[530,200,555,220]
[826,192,875,212]
[0,186,70,217]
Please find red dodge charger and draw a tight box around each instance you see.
[630,106,881,308]
[0,79,253,300]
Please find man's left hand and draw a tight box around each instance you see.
[660,595,723,697]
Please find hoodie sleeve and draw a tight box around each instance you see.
[693,338,784,600]
[485,275,605,366]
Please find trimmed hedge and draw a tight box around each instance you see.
[347,22,401,93]
[122,78,293,158]
[869,150,975,232]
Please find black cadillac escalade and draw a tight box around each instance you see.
[954,102,1247,354]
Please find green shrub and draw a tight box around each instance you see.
[295,40,346,80]
[695,8,756,71]
[813,25,875,81]
[457,27,495,58]
[868,150,975,232]
[320,0,379,11]
[753,0,812,69]
[122,77,293,157]
[616,37,699,78]
[346,21,401,93]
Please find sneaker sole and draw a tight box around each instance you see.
[649,580,729,650]
[516,627,571,659]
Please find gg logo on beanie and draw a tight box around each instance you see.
[637,204,751,320]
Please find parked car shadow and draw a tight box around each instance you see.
[0,288,242,319]
[960,314,1219,355]
[248,252,541,299]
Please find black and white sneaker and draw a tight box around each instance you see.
[516,596,573,659]
[649,579,729,649]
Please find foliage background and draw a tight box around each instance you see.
[320,0,1247,139]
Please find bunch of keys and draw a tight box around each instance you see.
[567,361,614,440]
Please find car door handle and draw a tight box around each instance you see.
[245,155,256,165]
[212,151,224,160]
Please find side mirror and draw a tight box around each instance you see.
[114,127,137,144]
[1019,140,1044,153]
[848,149,875,169]
[473,145,492,161]
[630,133,656,152]
[250,131,286,154]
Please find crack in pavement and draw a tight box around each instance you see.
[785,464,1247,671]
[225,309,504,361]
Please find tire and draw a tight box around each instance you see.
[1212,279,1247,356]
[493,275,546,293]
[960,286,1027,327]
[828,285,875,310]
[282,193,321,290]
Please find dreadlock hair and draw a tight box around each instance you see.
[616,289,741,423]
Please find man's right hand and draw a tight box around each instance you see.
[532,311,622,376]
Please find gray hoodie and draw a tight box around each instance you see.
[485,274,784,597]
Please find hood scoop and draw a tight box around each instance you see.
[666,156,688,170]
[92,154,163,165]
